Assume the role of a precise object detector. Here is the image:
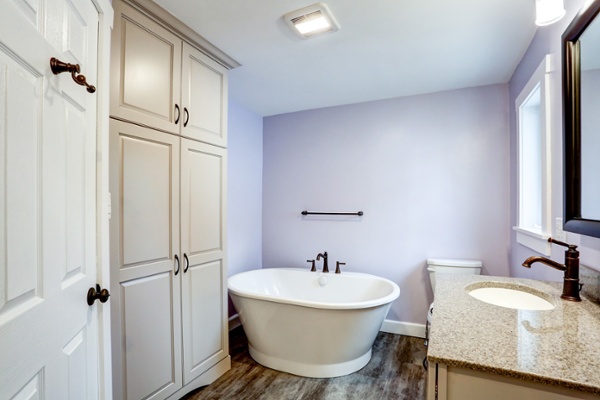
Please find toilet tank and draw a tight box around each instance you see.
[427,258,482,292]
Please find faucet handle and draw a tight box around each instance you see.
[307,259,316,272]
[548,237,578,251]
[335,261,345,274]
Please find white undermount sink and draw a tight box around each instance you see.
[468,284,555,311]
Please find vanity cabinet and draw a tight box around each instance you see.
[428,363,599,400]
[111,0,228,147]
[428,276,600,399]
[109,1,231,398]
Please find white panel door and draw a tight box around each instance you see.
[181,43,228,147]
[0,0,101,398]
[109,119,182,399]
[180,139,228,384]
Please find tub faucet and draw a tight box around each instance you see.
[317,252,329,273]
[522,237,581,302]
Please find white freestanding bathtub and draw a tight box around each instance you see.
[228,268,400,378]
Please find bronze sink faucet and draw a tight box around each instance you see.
[522,237,581,302]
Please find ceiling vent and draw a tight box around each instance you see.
[283,3,340,39]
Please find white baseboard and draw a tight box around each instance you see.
[228,314,241,331]
[380,319,426,339]
[229,313,425,339]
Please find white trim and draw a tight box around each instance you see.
[513,227,552,255]
[515,55,553,254]
[165,357,231,400]
[92,0,114,398]
[380,319,426,339]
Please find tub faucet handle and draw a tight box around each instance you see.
[307,259,316,272]
[335,262,345,274]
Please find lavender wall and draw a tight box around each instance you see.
[227,0,600,329]
[227,99,263,276]
[263,85,511,324]
[508,0,600,280]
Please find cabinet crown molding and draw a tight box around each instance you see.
[123,0,241,70]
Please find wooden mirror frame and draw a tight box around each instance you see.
[563,0,600,238]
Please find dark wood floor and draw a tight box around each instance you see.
[183,326,428,400]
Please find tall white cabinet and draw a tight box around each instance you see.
[109,1,234,398]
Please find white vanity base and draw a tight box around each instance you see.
[428,363,600,400]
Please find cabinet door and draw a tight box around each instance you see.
[180,138,228,384]
[109,119,183,399]
[181,43,228,147]
[111,0,182,134]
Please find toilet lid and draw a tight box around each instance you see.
[427,258,482,267]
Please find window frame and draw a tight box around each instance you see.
[514,55,553,255]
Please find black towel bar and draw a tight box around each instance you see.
[301,211,363,216]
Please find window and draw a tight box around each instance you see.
[514,55,552,255]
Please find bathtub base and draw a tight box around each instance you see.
[249,344,372,378]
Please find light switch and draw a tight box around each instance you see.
[555,217,565,241]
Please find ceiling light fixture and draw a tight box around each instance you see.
[284,3,340,39]
[535,0,566,26]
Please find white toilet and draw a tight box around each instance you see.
[425,258,482,345]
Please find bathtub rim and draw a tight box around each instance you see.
[228,268,400,310]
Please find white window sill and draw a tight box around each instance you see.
[513,227,551,256]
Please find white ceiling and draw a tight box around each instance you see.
[153,0,537,117]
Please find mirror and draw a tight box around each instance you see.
[563,0,600,237]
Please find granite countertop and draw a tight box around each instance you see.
[427,274,600,395]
